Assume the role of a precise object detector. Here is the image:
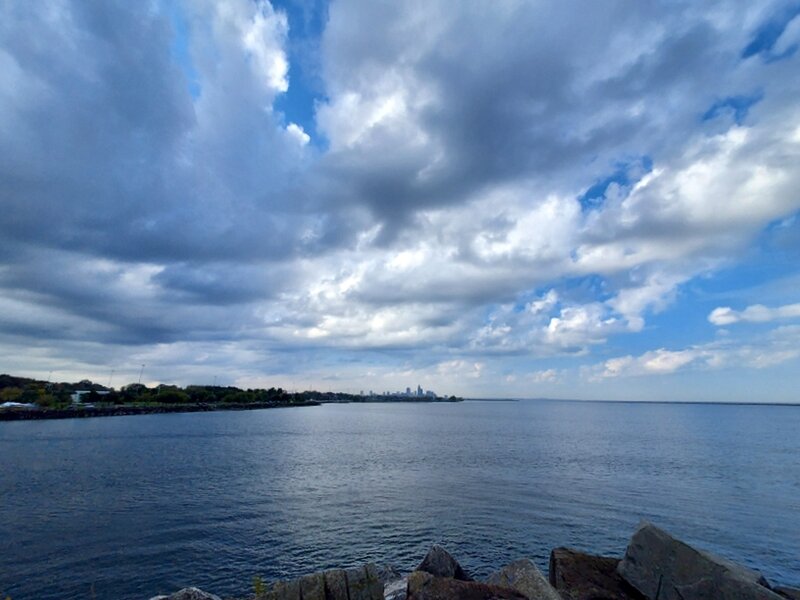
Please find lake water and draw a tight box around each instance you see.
[1,400,799,599]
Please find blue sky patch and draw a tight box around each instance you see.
[165,2,201,98]
[742,4,800,61]
[271,0,328,145]
[578,156,653,210]
[702,92,763,125]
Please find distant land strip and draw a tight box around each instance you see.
[0,373,462,421]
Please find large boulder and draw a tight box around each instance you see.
[345,563,384,600]
[486,558,561,600]
[268,577,301,600]
[416,545,473,581]
[375,564,403,584]
[384,576,409,600]
[618,521,783,600]
[323,568,350,600]
[549,547,644,600]
[378,563,407,600]
[299,572,326,600]
[406,571,528,600]
[255,566,382,600]
[148,588,222,600]
[776,587,800,600]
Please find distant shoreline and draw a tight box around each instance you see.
[0,401,320,421]
[0,372,463,422]
[0,397,468,422]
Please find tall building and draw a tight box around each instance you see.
[417,385,423,396]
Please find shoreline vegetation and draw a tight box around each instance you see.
[0,373,462,422]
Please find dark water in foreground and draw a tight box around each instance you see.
[1,400,799,599]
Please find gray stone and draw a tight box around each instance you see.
[776,587,800,600]
[675,575,784,599]
[407,572,435,596]
[384,576,409,600]
[407,570,527,600]
[486,558,560,600]
[299,572,326,600]
[346,564,384,600]
[366,563,382,583]
[376,563,403,584]
[270,578,301,600]
[324,568,350,600]
[416,545,472,581]
[618,521,783,600]
[148,588,222,600]
[548,547,644,600]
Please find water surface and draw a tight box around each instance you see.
[1,400,798,599]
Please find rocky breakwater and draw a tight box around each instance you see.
[151,522,800,600]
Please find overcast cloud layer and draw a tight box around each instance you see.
[1,0,799,401]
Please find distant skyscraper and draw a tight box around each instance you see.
[406,387,411,395]
[417,385,423,396]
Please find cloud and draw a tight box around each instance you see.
[286,122,311,145]
[530,369,559,384]
[592,325,800,379]
[2,0,800,398]
[709,302,800,325]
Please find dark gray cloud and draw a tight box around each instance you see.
[315,1,765,234]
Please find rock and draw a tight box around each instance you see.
[776,587,800,600]
[346,564,384,600]
[299,572,326,600]
[324,568,350,600]
[618,521,783,600]
[269,578,301,600]
[407,570,528,600]
[416,545,473,581]
[486,558,560,600]
[384,576,409,600]
[379,563,406,600]
[376,563,403,584]
[148,588,222,600]
[673,575,787,599]
[407,572,434,593]
[366,564,382,583]
[548,547,644,600]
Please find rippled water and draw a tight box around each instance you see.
[1,400,799,599]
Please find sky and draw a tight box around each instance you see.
[1,0,800,402]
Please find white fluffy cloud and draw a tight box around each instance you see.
[592,326,800,379]
[709,303,800,325]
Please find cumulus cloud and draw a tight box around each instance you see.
[286,122,311,146]
[592,325,800,379]
[708,303,800,325]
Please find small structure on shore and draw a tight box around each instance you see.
[0,401,36,409]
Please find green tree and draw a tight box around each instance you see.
[155,389,190,404]
[0,387,22,402]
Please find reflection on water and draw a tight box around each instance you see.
[1,400,798,599]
